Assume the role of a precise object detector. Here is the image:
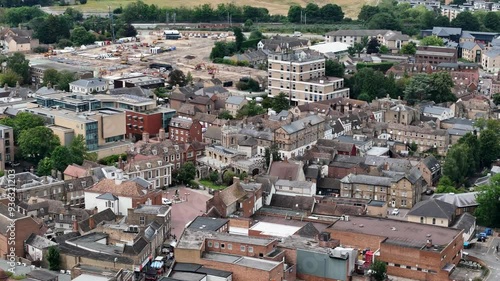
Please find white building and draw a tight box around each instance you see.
[422,105,454,121]
[274,179,317,197]
[69,78,109,94]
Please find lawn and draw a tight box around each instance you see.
[51,0,377,18]
[198,179,227,190]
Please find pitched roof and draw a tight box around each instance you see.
[78,208,116,232]
[432,192,479,208]
[281,115,324,134]
[270,194,314,211]
[407,199,456,220]
[25,233,57,249]
[63,164,89,178]
[217,182,247,207]
[422,155,441,173]
[204,126,222,141]
[340,174,392,186]
[269,161,302,180]
[295,222,320,238]
[451,212,475,231]
[87,179,147,197]
[226,96,246,105]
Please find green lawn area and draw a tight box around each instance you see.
[198,180,227,190]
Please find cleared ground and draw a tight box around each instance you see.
[51,0,377,18]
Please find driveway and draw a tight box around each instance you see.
[466,235,500,281]
[165,187,211,238]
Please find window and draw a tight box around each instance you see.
[248,246,253,253]
[140,216,145,225]
[208,241,213,247]
[420,217,424,223]
[240,245,246,252]
[214,242,219,248]
[59,214,63,220]
[221,243,225,249]
[432,218,436,225]
[228,244,232,250]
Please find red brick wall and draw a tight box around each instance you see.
[229,218,253,229]
[0,217,42,258]
[125,111,163,137]
[204,238,276,258]
[241,192,255,218]
[202,259,283,281]
[189,122,203,143]
[326,229,384,251]
[328,165,363,179]
[132,191,163,208]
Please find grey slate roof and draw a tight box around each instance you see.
[422,155,441,173]
[423,105,451,115]
[340,174,392,186]
[25,233,57,249]
[432,27,462,37]
[281,115,324,134]
[407,199,456,219]
[96,192,119,201]
[225,96,245,105]
[204,126,222,141]
[295,222,320,238]
[432,192,479,208]
[451,212,476,233]
[187,216,229,231]
[70,78,107,88]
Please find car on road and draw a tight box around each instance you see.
[162,198,172,206]
[391,209,400,215]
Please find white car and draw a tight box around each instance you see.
[391,209,400,215]
[162,198,172,206]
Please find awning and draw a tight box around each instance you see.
[442,263,455,272]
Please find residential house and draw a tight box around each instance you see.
[381,30,411,52]
[268,160,306,181]
[0,28,39,52]
[77,208,116,233]
[168,116,203,143]
[417,155,442,186]
[481,48,500,73]
[204,126,222,144]
[328,155,367,179]
[0,172,65,202]
[69,78,109,94]
[225,50,267,67]
[64,176,97,208]
[422,105,454,120]
[258,35,310,52]
[24,234,57,267]
[274,115,325,158]
[460,41,483,63]
[407,199,457,226]
[325,30,399,47]
[224,96,247,116]
[126,205,171,241]
[122,156,174,188]
[205,177,263,218]
[0,204,43,259]
[83,174,163,215]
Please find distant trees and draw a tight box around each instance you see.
[236,100,266,118]
[42,70,76,92]
[475,174,500,227]
[346,68,401,102]
[400,42,417,55]
[176,162,196,184]
[420,35,444,46]
[70,27,96,46]
[452,11,481,31]
[261,92,290,113]
[236,78,260,92]
[403,72,455,105]
[18,126,60,162]
[325,59,345,77]
[287,3,344,23]
[168,69,187,87]
[5,52,30,85]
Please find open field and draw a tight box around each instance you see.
[50,0,377,18]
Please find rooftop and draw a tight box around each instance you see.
[203,252,280,271]
[187,216,229,232]
[177,229,276,250]
[329,216,462,250]
[249,221,301,238]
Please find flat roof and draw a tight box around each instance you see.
[187,217,229,232]
[170,272,206,281]
[203,252,280,271]
[249,221,301,238]
[177,229,276,250]
[329,216,462,250]
[71,274,111,281]
[416,50,455,57]
[366,147,390,156]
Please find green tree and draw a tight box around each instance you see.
[347,68,398,101]
[370,260,387,281]
[348,42,364,57]
[358,5,380,22]
[218,111,234,120]
[18,126,60,162]
[452,11,481,31]
[6,52,29,84]
[47,247,61,271]
[236,78,260,92]
[484,12,500,31]
[429,72,456,103]
[236,100,266,118]
[442,144,470,186]
[404,73,455,104]
[265,144,282,167]
[208,171,219,183]
[420,35,444,46]
[0,112,45,145]
[400,42,417,55]
[325,59,345,77]
[37,157,53,176]
[287,5,302,23]
[493,93,500,105]
[233,27,245,52]
[479,129,500,168]
[379,45,390,54]
[366,37,380,54]
[436,176,456,193]
[0,70,22,87]
[186,71,193,84]
[42,69,60,87]
[50,146,74,172]
[176,162,196,184]
[70,26,96,46]
[168,69,187,87]
[475,174,500,227]
[4,7,46,27]
[56,70,76,92]
[223,171,236,185]
[367,13,401,30]
[319,4,344,22]
[64,8,84,21]
[244,19,253,27]
[69,134,90,165]
[270,93,291,113]
[458,132,480,174]
[32,14,72,44]
[249,30,264,41]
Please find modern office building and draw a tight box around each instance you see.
[267,50,350,106]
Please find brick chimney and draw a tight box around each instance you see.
[159,128,166,141]
[89,217,95,229]
[72,220,79,233]
[384,162,389,171]
[118,155,124,170]
[143,132,150,143]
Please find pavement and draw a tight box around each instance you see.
[164,187,211,238]
[0,259,71,281]
[466,235,500,281]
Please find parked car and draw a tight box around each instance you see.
[391,209,400,215]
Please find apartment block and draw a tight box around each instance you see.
[168,116,203,143]
[0,125,13,171]
[267,50,350,106]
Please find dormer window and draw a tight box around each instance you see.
[81,181,86,188]
[59,214,63,220]
[146,163,152,168]
[68,184,73,189]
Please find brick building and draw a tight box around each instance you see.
[168,116,203,143]
[125,108,176,140]
[0,204,43,258]
[415,46,458,65]
[328,155,367,179]
[325,216,463,281]
[206,178,263,218]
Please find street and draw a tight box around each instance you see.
[467,236,500,280]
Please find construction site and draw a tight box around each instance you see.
[27,30,267,85]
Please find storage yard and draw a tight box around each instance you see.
[26,30,267,83]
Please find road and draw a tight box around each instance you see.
[467,236,500,280]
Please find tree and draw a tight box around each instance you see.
[493,93,500,105]
[400,42,417,55]
[358,5,380,22]
[186,71,193,84]
[47,247,61,271]
[223,171,236,185]
[265,144,282,167]
[32,14,72,44]
[168,69,187,87]
[379,45,390,54]
[244,19,253,27]
[4,7,46,27]
[420,35,444,46]
[367,13,401,30]
[176,162,196,184]
[479,129,500,168]
[403,73,455,105]
[370,260,387,281]
[484,12,500,31]
[233,27,245,52]
[117,24,138,38]
[71,26,96,46]
[319,4,344,22]
[428,72,456,103]
[56,71,76,92]
[347,68,398,101]
[37,157,53,176]
[249,30,264,41]
[442,144,470,186]
[325,59,345,77]
[0,70,22,87]
[287,5,302,23]
[6,52,29,84]
[208,171,219,183]
[347,42,364,57]
[18,126,60,162]
[475,174,500,227]
[69,134,90,165]
[80,0,88,4]
[270,93,291,113]
[436,176,457,193]
[236,78,260,92]
[218,111,234,120]
[0,112,45,145]
[452,11,481,31]
[50,146,74,172]
[366,37,380,54]
[236,100,266,118]
[42,69,60,87]
[64,8,83,21]
[458,132,480,174]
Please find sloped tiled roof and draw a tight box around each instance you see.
[87,179,147,197]
[269,161,302,181]
[432,192,478,208]
[407,199,456,219]
[451,212,475,231]
[270,194,314,211]
[295,222,319,238]
[218,183,247,207]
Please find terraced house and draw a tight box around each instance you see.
[274,115,325,159]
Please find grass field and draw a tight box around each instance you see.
[54,0,377,18]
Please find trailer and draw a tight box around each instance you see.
[164,30,182,40]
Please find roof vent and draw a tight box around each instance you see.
[391,227,397,231]
[359,224,364,228]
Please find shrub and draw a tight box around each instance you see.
[33,46,49,53]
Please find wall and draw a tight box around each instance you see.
[407,215,450,227]
[326,229,384,252]
[202,259,283,281]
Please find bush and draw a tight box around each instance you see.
[189,180,199,189]
[79,0,87,4]
[33,46,49,53]
[98,153,127,166]
[57,39,73,49]
[356,62,394,73]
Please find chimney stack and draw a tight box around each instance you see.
[118,155,124,170]
[159,128,166,141]
[384,162,389,171]
[426,239,432,248]
[73,220,79,233]
[89,217,95,230]
[143,132,150,143]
